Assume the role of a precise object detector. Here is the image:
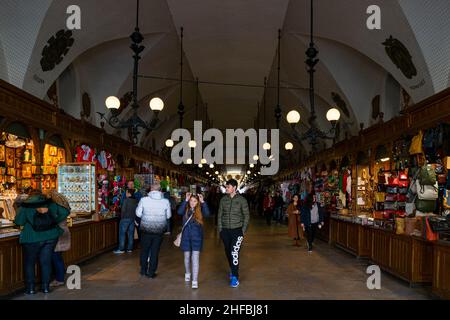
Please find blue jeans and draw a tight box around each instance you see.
[23,239,57,287]
[52,251,65,282]
[274,207,283,222]
[118,218,135,251]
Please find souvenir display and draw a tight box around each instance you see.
[57,163,97,215]
[41,144,66,193]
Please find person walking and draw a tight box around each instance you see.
[273,191,284,223]
[287,194,303,246]
[177,193,210,289]
[136,183,171,278]
[114,189,138,254]
[48,191,72,288]
[300,193,324,253]
[218,179,250,288]
[263,192,274,226]
[14,193,69,294]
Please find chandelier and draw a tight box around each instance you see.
[286,0,340,153]
[102,0,164,145]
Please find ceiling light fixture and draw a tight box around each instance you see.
[286,0,340,153]
[103,0,163,145]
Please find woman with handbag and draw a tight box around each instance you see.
[287,194,303,246]
[14,193,69,294]
[177,193,210,289]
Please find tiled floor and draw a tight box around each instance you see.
[14,216,433,300]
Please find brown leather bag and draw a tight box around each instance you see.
[438,174,446,185]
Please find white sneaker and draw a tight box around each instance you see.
[192,281,198,289]
[185,273,191,282]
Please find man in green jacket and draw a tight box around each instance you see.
[218,179,250,288]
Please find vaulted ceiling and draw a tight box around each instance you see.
[1,0,450,169]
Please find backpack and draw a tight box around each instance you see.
[418,165,436,186]
[32,211,57,232]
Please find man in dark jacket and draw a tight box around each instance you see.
[114,189,138,254]
[218,179,250,288]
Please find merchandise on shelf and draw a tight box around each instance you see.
[41,144,66,193]
[57,163,97,216]
[0,133,38,191]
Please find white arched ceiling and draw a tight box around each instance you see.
[0,0,52,88]
[165,0,291,130]
[1,0,450,159]
[398,0,450,93]
[71,33,167,125]
[293,34,388,129]
[0,40,9,83]
[283,0,434,103]
[22,0,175,98]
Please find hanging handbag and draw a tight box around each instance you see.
[173,213,194,247]
[409,130,424,155]
[386,186,398,194]
[375,192,385,202]
[385,194,398,202]
[405,204,415,216]
[418,165,437,186]
[388,176,400,186]
[415,199,436,213]
[384,202,398,210]
[398,186,408,194]
[416,180,438,200]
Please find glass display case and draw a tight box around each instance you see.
[58,163,97,216]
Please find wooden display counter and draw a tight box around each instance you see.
[329,217,372,258]
[0,218,118,296]
[433,241,450,299]
[330,216,434,286]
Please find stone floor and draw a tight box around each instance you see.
[14,215,433,300]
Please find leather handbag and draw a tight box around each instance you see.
[174,213,194,247]
[375,192,385,202]
[409,130,424,155]
[398,187,408,194]
[386,186,398,194]
[415,199,436,213]
[416,180,438,200]
[384,202,398,210]
[388,176,400,186]
[405,217,419,235]
[438,174,447,185]
[385,194,398,202]
[396,218,405,235]
[373,211,384,219]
